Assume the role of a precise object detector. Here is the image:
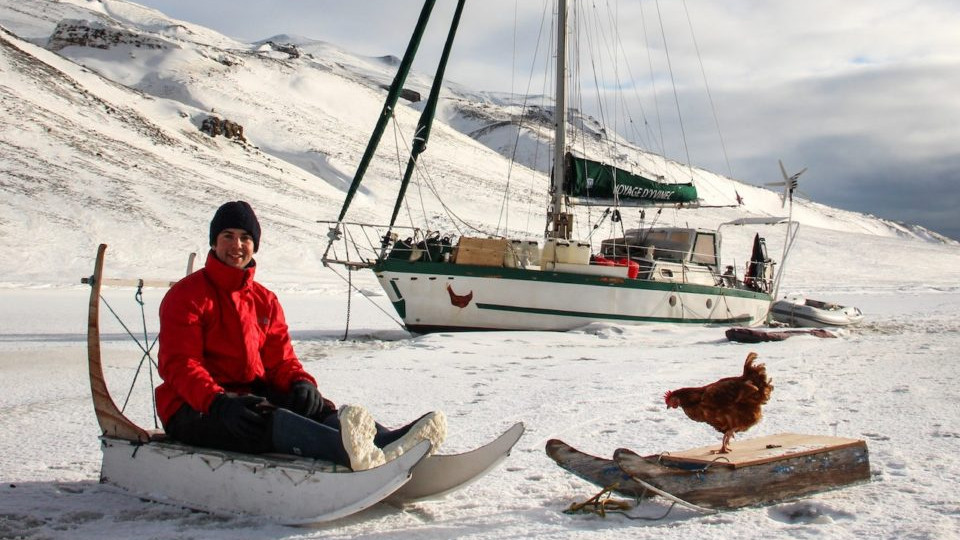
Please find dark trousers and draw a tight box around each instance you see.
[164,392,415,466]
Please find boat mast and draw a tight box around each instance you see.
[388,1,466,232]
[323,1,437,261]
[548,0,572,240]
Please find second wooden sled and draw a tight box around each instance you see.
[614,433,871,510]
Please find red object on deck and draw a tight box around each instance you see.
[617,258,640,278]
[592,255,615,266]
[591,255,640,278]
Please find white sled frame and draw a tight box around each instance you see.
[100,436,429,524]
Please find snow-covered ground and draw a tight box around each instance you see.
[2,0,960,538]
[2,229,959,539]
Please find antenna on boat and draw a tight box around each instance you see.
[768,160,805,306]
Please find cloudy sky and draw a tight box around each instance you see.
[137,0,960,240]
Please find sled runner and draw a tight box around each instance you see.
[548,433,870,512]
[545,439,651,498]
[83,244,521,522]
[389,421,525,503]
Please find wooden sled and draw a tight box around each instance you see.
[614,433,871,510]
[83,244,428,523]
[548,433,870,512]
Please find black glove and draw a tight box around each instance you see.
[288,380,322,417]
[208,394,268,440]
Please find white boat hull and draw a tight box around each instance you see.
[99,437,430,524]
[375,261,772,332]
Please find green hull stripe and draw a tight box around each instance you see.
[374,260,771,302]
[475,302,752,324]
[388,281,406,318]
[393,299,406,318]
[389,280,404,299]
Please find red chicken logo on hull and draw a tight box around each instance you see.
[446,283,473,308]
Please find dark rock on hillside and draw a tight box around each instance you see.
[264,41,300,59]
[200,116,246,142]
[47,19,175,51]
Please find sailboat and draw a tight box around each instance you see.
[322,1,796,333]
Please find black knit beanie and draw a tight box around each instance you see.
[209,201,261,252]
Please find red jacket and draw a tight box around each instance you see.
[155,252,316,424]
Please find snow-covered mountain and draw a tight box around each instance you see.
[0,0,954,288]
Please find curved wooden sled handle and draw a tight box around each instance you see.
[85,244,194,443]
[86,244,152,442]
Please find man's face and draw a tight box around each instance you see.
[213,228,255,269]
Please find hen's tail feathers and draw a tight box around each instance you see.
[743,352,773,403]
[743,352,760,373]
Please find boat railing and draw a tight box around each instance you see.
[322,225,743,288]
[320,221,444,269]
[597,239,734,286]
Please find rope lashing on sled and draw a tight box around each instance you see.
[134,281,159,425]
[655,452,729,481]
[280,468,319,487]
[99,281,161,428]
[564,483,633,518]
[564,483,679,521]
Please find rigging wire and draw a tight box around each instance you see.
[389,117,421,235]
[653,0,694,182]
[638,0,668,172]
[606,0,660,156]
[682,0,734,181]
[325,263,412,335]
[382,0,729,245]
[390,111,490,238]
[576,2,616,238]
[497,0,553,239]
[342,267,352,341]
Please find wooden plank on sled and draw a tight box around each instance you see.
[659,433,865,468]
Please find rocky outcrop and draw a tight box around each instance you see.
[200,116,246,142]
[263,41,300,59]
[47,19,174,51]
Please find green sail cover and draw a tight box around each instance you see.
[565,154,698,205]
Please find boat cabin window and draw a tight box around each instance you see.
[691,232,718,267]
[601,229,699,262]
[646,230,691,262]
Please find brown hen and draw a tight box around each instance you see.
[664,352,773,453]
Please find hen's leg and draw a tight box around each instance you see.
[714,431,733,454]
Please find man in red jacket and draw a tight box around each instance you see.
[156,201,445,470]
